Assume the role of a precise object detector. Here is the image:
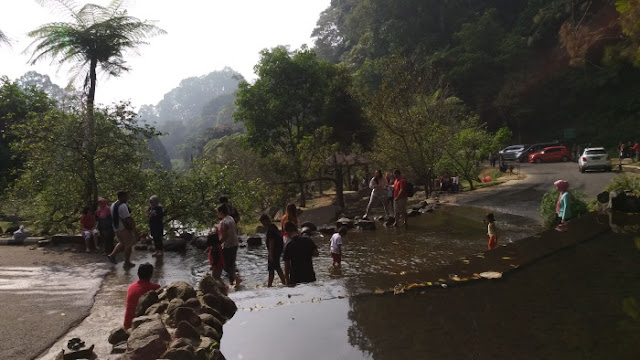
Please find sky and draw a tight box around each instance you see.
[0,0,331,107]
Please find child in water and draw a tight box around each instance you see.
[330,227,347,267]
[485,213,498,250]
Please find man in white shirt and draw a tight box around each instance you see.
[364,170,389,219]
[107,191,137,268]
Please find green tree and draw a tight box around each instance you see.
[7,102,157,233]
[27,0,165,207]
[234,47,368,207]
[0,78,56,191]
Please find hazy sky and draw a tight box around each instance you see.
[0,0,330,107]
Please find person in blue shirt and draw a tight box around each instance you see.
[554,180,572,230]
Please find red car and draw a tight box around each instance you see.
[528,145,570,163]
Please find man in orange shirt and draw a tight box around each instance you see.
[392,169,408,229]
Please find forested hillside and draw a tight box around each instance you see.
[138,67,244,163]
[312,0,640,147]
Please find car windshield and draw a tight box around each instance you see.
[585,150,607,155]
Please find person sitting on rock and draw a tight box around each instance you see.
[124,263,160,329]
[80,206,100,253]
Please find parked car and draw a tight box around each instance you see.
[528,145,570,163]
[499,144,528,161]
[516,142,560,162]
[578,147,612,173]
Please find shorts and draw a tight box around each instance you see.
[394,197,408,214]
[115,229,137,248]
[223,246,239,281]
[331,252,342,263]
[488,235,498,250]
[82,229,99,239]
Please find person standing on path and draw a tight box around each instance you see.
[283,221,318,286]
[260,214,286,287]
[123,263,160,329]
[554,180,572,231]
[364,170,389,219]
[147,195,164,257]
[485,213,498,250]
[392,169,409,229]
[218,204,242,286]
[96,197,114,255]
[107,191,137,268]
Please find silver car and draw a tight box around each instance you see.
[578,147,612,173]
[499,145,527,161]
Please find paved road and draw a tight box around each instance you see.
[454,161,617,220]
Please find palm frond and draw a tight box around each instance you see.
[35,0,81,23]
[0,29,11,47]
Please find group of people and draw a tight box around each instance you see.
[79,191,165,268]
[207,201,344,288]
[619,141,640,161]
[363,169,410,228]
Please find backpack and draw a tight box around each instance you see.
[406,182,415,197]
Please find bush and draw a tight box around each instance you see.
[605,173,640,195]
[539,187,589,227]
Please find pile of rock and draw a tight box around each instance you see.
[108,276,237,360]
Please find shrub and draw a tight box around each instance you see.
[539,187,589,227]
[605,173,640,195]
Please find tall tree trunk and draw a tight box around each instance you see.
[298,180,306,208]
[85,58,98,208]
[335,164,345,208]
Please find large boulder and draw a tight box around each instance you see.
[173,307,202,327]
[135,290,160,316]
[610,189,640,212]
[336,217,355,229]
[200,305,227,325]
[108,326,130,345]
[300,222,317,232]
[162,342,196,360]
[131,314,160,330]
[201,293,237,320]
[246,236,262,246]
[199,313,223,334]
[195,337,219,360]
[166,281,197,301]
[164,238,188,252]
[174,321,200,339]
[202,324,221,341]
[356,220,376,231]
[145,301,169,316]
[167,298,186,316]
[125,319,170,360]
[192,236,208,250]
[199,275,228,296]
[597,191,610,204]
[184,297,201,310]
[317,225,336,235]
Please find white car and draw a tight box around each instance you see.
[578,147,612,173]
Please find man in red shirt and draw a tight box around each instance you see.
[392,169,408,229]
[124,263,160,329]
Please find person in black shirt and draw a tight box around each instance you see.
[260,214,286,287]
[147,195,164,257]
[282,221,319,286]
